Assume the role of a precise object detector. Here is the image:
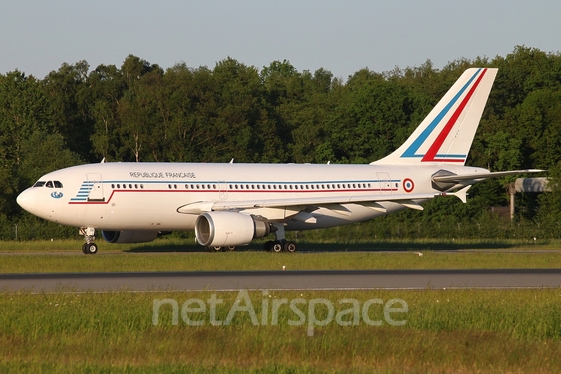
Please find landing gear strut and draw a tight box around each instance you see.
[263,223,297,253]
[80,227,98,254]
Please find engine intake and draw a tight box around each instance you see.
[195,211,272,247]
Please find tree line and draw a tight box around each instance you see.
[2,45,561,241]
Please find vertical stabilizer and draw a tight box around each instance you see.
[372,68,498,165]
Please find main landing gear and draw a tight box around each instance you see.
[80,227,98,255]
[263,223,297,253]
[206,223,298,253]
[208,245,237,252]
[264,240,297,253]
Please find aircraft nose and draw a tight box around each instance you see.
[17,189,35,213]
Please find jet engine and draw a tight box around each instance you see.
[101,230,160,244]
[195,211,272,247]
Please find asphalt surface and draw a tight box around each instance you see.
[2,268,561,292]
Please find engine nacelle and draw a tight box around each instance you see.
[195,211,271,247]
[101,230,159,244]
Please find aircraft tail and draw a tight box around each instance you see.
[372,68,498,166]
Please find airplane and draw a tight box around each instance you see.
[16,68,543,254]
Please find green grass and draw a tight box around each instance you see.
[1,289,561,373]
[0,238,560,273]
[2,239,561,372]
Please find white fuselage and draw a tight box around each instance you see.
[17,162,485,232]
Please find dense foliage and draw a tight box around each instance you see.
[2,46,561,240]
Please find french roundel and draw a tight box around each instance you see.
[403,178,414,193]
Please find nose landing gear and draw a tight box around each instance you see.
[80,227,98,254]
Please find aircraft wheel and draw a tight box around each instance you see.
[226,246,236,251]
[284,241,297,253]
[271,241,283,253]
[84,243,98,255]
[81,243,88,254]
[209,246,223,252]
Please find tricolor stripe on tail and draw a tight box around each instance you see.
[373,68,498,166]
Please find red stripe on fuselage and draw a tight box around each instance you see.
[67,188,399,204]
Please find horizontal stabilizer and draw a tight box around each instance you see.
[433,169,545,183]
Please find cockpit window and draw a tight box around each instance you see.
[36,180,63,188]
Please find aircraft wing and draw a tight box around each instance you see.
[176,190,464,217]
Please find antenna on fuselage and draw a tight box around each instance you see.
[229,158,234,164]
[101,158,106,163]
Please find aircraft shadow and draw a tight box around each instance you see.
[125,240,519,253]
